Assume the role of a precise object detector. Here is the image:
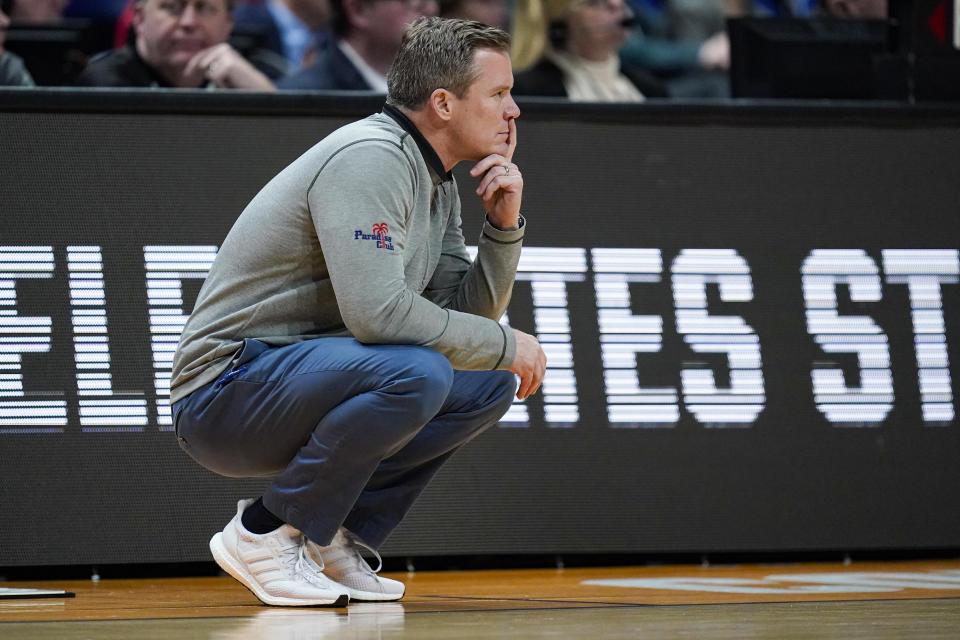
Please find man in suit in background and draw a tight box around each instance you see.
[232,0,331,76]
[77,0,274,89]
[278,0,437,91]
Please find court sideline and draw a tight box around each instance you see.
[3,558,960,638]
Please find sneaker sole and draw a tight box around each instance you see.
[210,532,349,607]
[343,586,405,602]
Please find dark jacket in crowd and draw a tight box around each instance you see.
[75,45,172,87]
[277,40,371,91]
[512,57,668,99]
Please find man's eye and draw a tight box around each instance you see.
[164,0,188,13]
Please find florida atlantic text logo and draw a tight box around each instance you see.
[354,223,394,250]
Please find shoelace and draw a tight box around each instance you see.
[293,536,337,588]
[340,530,383,574]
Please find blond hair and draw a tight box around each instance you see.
[511,0,577,71]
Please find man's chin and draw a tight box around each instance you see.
[468,143,511,164]
[168,46,207,65]
[156,56,194,76]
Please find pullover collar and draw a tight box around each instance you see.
[382,103,452,185]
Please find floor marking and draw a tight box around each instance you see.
[584,570,960,595]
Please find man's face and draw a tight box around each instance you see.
[566,0,631,56]
[134,0,233,73]
[360,0,438,51]
[448,48,520,162]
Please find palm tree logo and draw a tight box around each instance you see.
[372,223,388,249]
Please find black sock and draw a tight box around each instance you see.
[241,497,285,534]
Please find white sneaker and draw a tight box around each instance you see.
[310,528,406,602]
[210,499,350,607]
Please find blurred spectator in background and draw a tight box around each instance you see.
[438,0,507,28]
[233,0,331,76]
[619,0,729,98]
[820,0,885,18]
[511,0,666,101]
[7,0,69,21]
[76,0,274,89]
[749,0,816,15]
[277,0,437,90]
[0,0,35,84]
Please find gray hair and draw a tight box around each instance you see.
[387,17,511,111]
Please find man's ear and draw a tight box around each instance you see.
[132,2,145,32]
[428,88,454,122]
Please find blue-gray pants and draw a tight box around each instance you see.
[173,338,516,548]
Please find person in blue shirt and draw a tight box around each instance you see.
[232,0,331,76]
[277,0,438,91]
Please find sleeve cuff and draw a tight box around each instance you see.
[496,322,517,370]
[482,214,525,244]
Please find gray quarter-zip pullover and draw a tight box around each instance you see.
[170,109,523,404]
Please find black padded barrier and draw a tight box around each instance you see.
[1,89,959,565]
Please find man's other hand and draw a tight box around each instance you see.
[509,327,546,400]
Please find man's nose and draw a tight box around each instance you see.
[504,95,520,120]
[178,3,200,27]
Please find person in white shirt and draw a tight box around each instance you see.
[511,0,667,101]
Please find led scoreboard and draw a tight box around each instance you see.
[1,95,959,565]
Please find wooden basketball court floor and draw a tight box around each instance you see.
[3,558,960,638]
